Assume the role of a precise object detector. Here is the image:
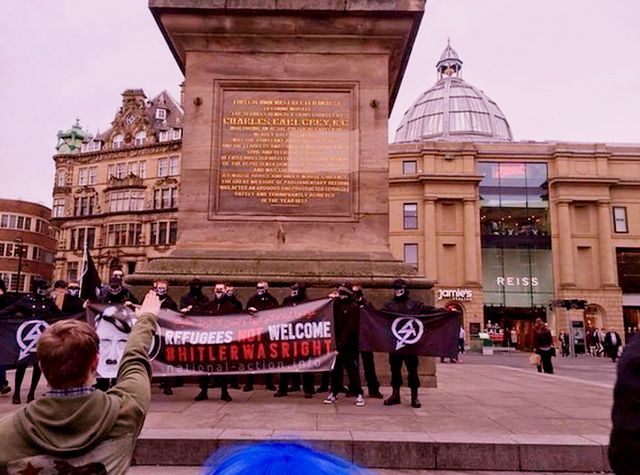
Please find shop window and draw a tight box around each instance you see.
[613,207,628,233]
[403,203,418,229]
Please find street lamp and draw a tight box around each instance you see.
[14,237,24,294]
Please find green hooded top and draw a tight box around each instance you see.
[0,312,157,474]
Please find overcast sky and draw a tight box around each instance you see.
[1,0,639,206]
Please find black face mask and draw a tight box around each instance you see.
[190,285,202,294]
[36,288,50,297]
[109,287,122,295]
[68,288,80,297]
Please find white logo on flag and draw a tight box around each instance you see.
[16,320,50,361]
[391,316,424,350]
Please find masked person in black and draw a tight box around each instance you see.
[275,282,316,399]
[154,279,178,311]
[383,279,427,409]
[0,279,58,404]
[100,277,139,306]
[243,281,278,392]
[352,284,384,399]
[223,283,243,389]
[195,283,237,402]
[180,278,210,312]
[324,283,365,407]
[60,280,85,314]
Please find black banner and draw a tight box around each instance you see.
[0,312,85,366]
[359,305,460,357]
[86,299,337,378]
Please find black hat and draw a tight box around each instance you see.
[291,282,307,291]
[31,278,50,292]
[392,278,407,290]
[189,278,202,286]
[53,279,68,289]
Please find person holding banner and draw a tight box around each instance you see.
[0,278,13,397]
[382,279,427,409]
[243,281,279,392]
[275,282,316,399]
[324,283,365,407]
[352,284,384,399]
[0,291,161,474]
[194,283,237,402]
[154,279,178,311]
[0,278,58,404]
[61,280,86,314]
[180,278,210,312]
[100,277,139,306]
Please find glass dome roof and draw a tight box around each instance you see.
[394,42,513,143]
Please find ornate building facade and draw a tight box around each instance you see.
[0,199,56,292]
[51,89,183,282]
[389,43,640,346]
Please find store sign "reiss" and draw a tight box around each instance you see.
[437,289,473,301]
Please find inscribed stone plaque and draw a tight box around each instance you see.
[210,82,358,220]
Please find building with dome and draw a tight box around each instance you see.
[389,43,640,348]
[51,89,184,282]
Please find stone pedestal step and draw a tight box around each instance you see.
[132,430,611,473]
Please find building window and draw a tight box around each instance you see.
[35,219,47,234]
[159,130,169,142]
[73,195,96,216]
[67,262,79,281]
[156,108,166,120]
[0,242,15,257]
[107,223,142,247]
[88,166,97,185]
[158,158,168,177]
[128,162,138,176]
[169,156,179,176]
[403,203,418,229]
[107,164,115,179]
[112,134,124,149]
[150,221,178,245]
[109,190,145,213]
[53,198,65,218]
[116,163,126,179]
[153,187,178,209]
[172,128,182,140]
[81,141,101,153]
[70,227,95,250]
[403,160,417,175]
[613,207,628,233]
[404,243,418,269]
[134,130,147,146]
[78,168,88,186]
[139,161,147,179]
[56,169,66,187]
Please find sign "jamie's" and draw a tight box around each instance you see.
[437,288,473,301]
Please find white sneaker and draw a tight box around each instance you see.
[355,394,365,407]
[323,394,337,405]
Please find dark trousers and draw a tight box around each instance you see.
[536,348,554,374]
[360,351,380,392]
[609,429,640,475]
[278,372,314,394]
[389,353,420,389]
[15,363,42,397]
[245,373,274,387]
[331,350,363,396]
[0,365,7,386]
[199,375,228,392]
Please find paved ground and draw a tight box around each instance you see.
[456,351,617,386]
[0,355,616,472]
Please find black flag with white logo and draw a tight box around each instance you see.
[359,305,460,357]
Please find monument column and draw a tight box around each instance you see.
[138,0,431,290]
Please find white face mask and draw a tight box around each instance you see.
[290,289,299,297]
[257,287,267,295]
[394,288,405,298]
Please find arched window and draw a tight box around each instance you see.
[134,130,147,146]
[112,133,124,149]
